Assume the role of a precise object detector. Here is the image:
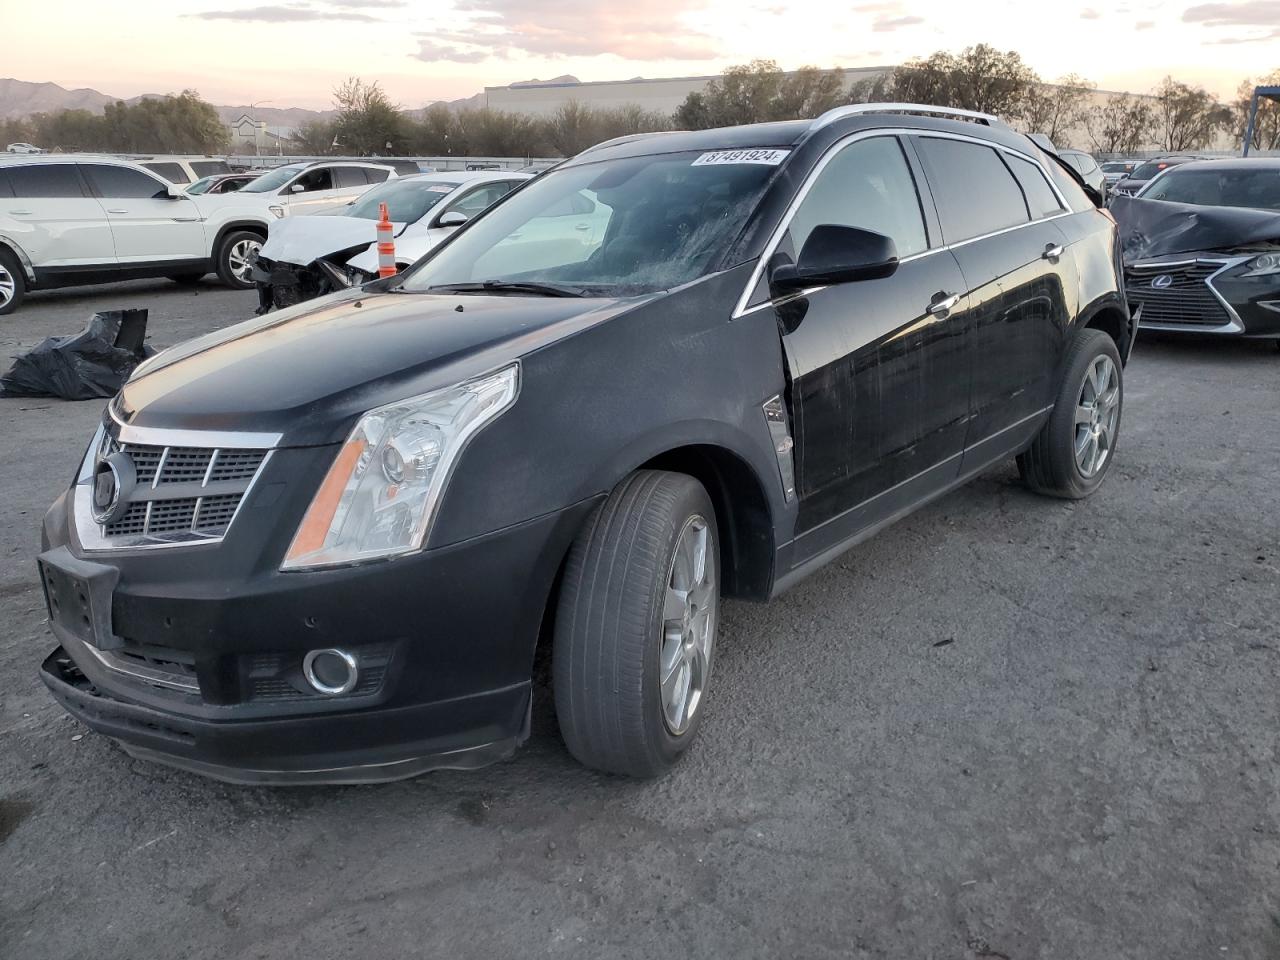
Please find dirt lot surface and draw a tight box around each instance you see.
[2,279,1278,959]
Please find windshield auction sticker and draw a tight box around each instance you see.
[692,149,791,166]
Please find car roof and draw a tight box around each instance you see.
[1162,157,1280,173]
[563,104,1047,168]
[400,170,531,186]
[0,153,153,169]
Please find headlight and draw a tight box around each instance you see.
[268,204,286,219]
[281,364,519,570]
[1241,253,1280,277]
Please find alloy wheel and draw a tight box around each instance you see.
[659,515,717,736]
[0,264,14,310]
[1074,354,1120,478]
[227,238,261,284]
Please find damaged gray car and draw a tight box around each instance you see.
[1113,158,1280,344]
[250,171,530,313]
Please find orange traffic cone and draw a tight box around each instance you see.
[376,202,397,278]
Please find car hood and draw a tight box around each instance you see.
[347,230,445,273]
[258,216,408,266]
[1111,194,1280,261]
[113,287,649,445]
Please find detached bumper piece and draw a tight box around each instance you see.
[41,647,530,785]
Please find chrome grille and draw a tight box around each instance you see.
[93,436,269,543]
[1126,262,1233,328]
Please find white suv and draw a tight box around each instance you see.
[235,160,400,217]
[0,155,281,314]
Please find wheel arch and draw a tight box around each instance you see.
[0,234,36,283]
[1079,295,1133,365]
[211,219,269,256]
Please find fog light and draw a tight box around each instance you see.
[303,648,359,695]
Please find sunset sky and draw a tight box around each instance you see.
[5,0,1278,109]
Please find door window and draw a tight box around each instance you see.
[1005,155,1065,220]
[0,171,13,198]
[363,167,391,183]
[915,137,1030,243]
[782,136,929,262]
[143,162,189,184]
[333,167,368,188]
[292,168,334,193]
[190,160,231,177]
[447,182,517,219]
[83,164,169,199]
[8,164,86,198]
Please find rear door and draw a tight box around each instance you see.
[757,134,972,545]
[4,163,115,269]
[911,135,1075,457]
[280,166,344,215]
[80,163,206,264]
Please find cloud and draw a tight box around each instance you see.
[191,4,380,21]
[322,0,404,6]
[1182,0,1280,25]
[412,39,493,63]
[872,14,924,30]
[1135,19,1155,27]
[411,0,720,61]
[1080,7,1101,16]
[1205,26,1280,41]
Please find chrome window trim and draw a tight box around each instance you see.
[1128,256,1250,334]
[732,127,1071,319]
[810,103,1007,132]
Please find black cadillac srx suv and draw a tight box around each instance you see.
[37,105,1133,784]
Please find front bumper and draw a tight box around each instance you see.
[40,488,600,784]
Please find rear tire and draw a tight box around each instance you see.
[0,247,27,316]
[553,471,720,777]
[1018,327,1123,499]
[214,230,263,290]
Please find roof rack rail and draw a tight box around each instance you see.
[810,103,1009,132]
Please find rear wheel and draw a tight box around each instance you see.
[1018,327,1123,499]
[215,230,263,290]
[553,471,720,777]
[0,247,27,316]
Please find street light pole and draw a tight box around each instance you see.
[248,99,272,158]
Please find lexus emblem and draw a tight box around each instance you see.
[1151,274,1174,289]
[91,451,136,525]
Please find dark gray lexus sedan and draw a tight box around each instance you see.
[37,105,1130,784]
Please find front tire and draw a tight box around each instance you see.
[1018,327,1123,499]
[553,471,720,777]
[215,230,263,290]
[0,247,27,316]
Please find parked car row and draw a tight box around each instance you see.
[34,104,1135,784]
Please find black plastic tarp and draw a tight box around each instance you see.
[1110,194,1280,261]
[0,309,154,400]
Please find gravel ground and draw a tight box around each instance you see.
[1,279,1278,960]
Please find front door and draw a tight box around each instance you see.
[763,135,973,553]
[80,164,206,265]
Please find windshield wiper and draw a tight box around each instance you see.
[428,281,588,298]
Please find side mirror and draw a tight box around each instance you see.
[165,185,184,200]
[771,225,899,291]
[290,183,305,194]
[437,211,468,228]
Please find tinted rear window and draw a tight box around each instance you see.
[144,162,189,184]
[1006,155,1065,219]
[915,137,1029,243]
[8,164,85,198]
[364,167,391,183]
[83,164,168,199]
[0,171,12,198]
[190,160,231,177]
[333,166,367,188]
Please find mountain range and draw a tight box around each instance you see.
[0,78,334,126]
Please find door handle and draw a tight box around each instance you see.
[106,208,128,214]
[927,293,961,317]
[1042,243,1065,260]
[8,209,32,215]
[574,223,591,231]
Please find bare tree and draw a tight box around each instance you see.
[1085,93,1155,154]
[1233,72,1280,153]
[1021,74,1095,147]
[1152,77,1230,152]
[886,44,1040,118]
